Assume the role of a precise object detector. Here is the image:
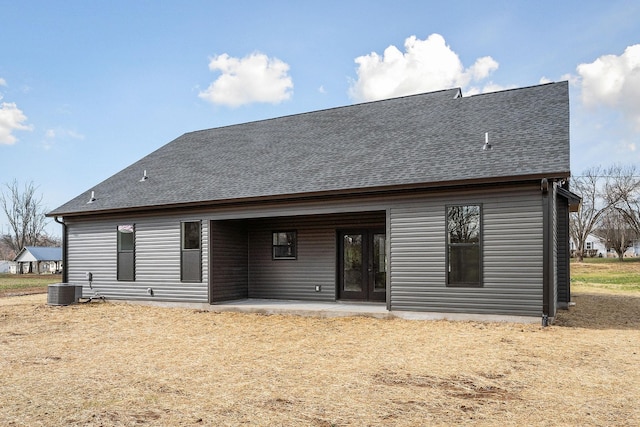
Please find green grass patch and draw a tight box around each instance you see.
[571,281,640,293]
[0,274,62,292]
[571,257,640,264]
[571,257,640,294]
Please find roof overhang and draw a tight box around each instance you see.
[557,187,581,212]
[48,172,570,219]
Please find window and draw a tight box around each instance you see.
[272,231,297,260]
[446,205,482,287]
[585,242,593,250]
[117,224,135,281]
[181,221,202,282]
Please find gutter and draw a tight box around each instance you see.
[53,216,68,283]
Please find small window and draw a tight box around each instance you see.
[117,224,135,281]
[273,231,297,260]
[181,221,202,282]
[446,205,482,287]
[585,242,593,250]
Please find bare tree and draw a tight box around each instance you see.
[0,180,49,254]
[0,238,12,260]
[569,167,613,262]
[593,207,639,261]
[604,164,640,235]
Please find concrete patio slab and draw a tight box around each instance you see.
[125,298,540,324]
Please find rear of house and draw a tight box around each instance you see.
[48,82,578,321]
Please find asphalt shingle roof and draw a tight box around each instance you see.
[49,82,570,217]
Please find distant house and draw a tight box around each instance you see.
[571,235,640,258]
[13,246,63,274]
[570,234,607,258]
[48,82,579,321]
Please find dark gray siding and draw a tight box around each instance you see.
[210,220,248,302]
[67,215,209,302]
[65,185,551,316]
[550,184,559,317]
[389,187,544,316]
[247,212,385,301]
[556,196,570,306]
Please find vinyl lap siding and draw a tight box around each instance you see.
[210,220,248,302]
[389,189,544,316]
[67,221,116,297]
[247,212,385,301]
[550,184,559,317]
[248,226,336,301]
[66,215,208,302]
[556,198,570,305]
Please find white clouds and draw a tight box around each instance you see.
[42,127,84,149]
[45,128,84,141]
[0,77,32,145]
[349,34,499,102]
[576,44,640,130]
[199,52,293,107]
[0,102,32,145]
[465,82,515,96]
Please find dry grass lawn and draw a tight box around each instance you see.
[1,290,639,426]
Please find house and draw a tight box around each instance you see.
[13,246,63,274]
[571,234,640,258]
[570,234,607,258]
[47,82,579,321]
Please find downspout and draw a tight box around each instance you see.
[541,178,550,326]
[54,216,68,284]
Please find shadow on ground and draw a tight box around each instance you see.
[555,292,640,330]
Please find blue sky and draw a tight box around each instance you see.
[1,0,639,237]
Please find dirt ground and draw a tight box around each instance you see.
[1,292,639,426]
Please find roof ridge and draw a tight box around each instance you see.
[467,81,567,98]
[185,87,463,136]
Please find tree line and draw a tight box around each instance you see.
[570,165,640,261]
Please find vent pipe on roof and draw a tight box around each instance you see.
[482,132,492,151]
[87,191,96,204]
[140,170,149,182]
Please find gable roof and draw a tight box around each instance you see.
[14,246,62,262]
[49,82,570,217]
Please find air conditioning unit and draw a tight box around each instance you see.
[47,284,82,306]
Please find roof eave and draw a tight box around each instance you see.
[47,172,570,219]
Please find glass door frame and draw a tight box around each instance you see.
[337,229,387,302]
